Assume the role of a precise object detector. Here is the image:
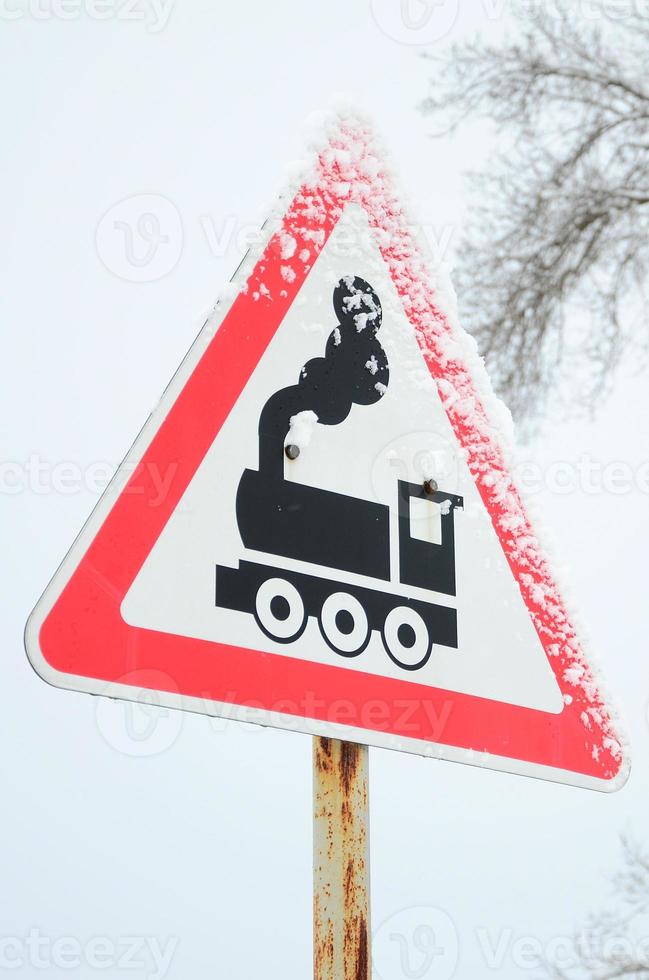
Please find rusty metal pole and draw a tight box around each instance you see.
[313,737,371,980]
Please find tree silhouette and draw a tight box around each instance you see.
[420,5,649,421]
[542,838,649,979]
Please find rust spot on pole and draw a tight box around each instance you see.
[353,916,368,980]
[339,740,359,797]
[314,737,370,980]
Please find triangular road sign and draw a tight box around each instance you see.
[26,112,628,791]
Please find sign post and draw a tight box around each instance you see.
[25,107,628,979]
[313,737,370,980]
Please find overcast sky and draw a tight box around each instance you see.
[3,2,649,978]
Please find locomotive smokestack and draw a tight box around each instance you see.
[258,276,389,477]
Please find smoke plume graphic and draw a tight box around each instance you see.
[258,276,389,476]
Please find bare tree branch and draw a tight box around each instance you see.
[539,839,649,979]
[420,3,649,420]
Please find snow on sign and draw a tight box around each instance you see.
[26,111,628,791]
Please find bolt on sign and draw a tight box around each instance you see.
[26,111,628,791]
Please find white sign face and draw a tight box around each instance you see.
[26,115,627,790]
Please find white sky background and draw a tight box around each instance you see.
[2,1,649,978]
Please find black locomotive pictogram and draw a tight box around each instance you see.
[215,276,463,671]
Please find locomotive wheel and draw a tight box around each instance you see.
[382,606,431,670]
[254,578,307,643]
[318,592,370,657]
